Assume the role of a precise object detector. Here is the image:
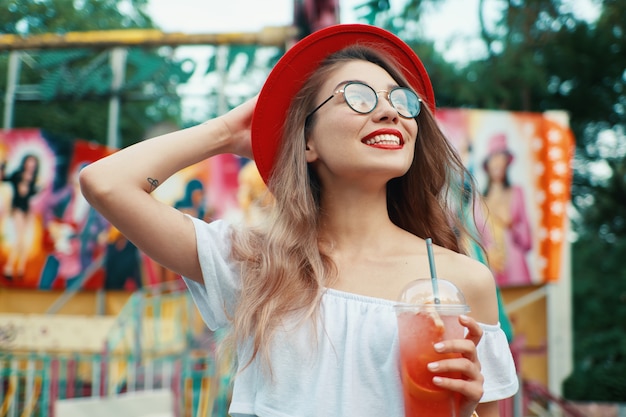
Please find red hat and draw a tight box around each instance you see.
[251,24,436,185]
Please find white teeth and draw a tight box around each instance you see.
[364,134,401,145]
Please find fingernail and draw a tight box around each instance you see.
[433,342,444,351]
[460,314,469,322]
[427,362,439,371]
[433,376,443,385]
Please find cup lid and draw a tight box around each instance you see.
[398,278,468,308]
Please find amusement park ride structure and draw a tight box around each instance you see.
[0,25,298,417]
[0,26,297,149]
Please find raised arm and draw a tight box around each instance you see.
[79,96,257,282]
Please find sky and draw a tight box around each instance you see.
[146,0,490,63]
[145,0,600,121]
[145,0,490,120]
[146,0,600,63]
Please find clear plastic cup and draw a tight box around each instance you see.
[395,279,470,417]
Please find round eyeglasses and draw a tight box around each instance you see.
[306,81,422,123]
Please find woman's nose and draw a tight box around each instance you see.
[372,93,399,121]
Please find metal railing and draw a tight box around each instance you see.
[0,283,232,417]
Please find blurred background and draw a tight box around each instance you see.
[0,0,624,416]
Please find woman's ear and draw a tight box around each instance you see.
[305,141,318,163]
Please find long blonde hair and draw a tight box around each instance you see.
[228,45,481,372]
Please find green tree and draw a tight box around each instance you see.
[0,0,190,148]
[457,0,626,401]
[360,0,626,401]
[557,5,626,398]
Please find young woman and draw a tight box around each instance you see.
[80,24,517,417]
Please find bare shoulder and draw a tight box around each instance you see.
[432,246,499,325]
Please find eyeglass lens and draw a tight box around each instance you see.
[343,82,421,118]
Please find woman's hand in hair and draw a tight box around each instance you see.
[217,94,258,160]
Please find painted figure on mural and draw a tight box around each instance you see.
[174,178,213,222]
[104,226,141,290]
[481,133,533,287]
[39,162,109,289]
[0,144,9,213]
[1,154,41,282]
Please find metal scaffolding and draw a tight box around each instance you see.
[0,26,297,148]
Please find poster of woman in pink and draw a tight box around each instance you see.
[436,109,573,287]
[481,132,533,287]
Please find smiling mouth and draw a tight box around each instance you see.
[363,134,402,146]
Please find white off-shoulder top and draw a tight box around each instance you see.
[184,218,519,417]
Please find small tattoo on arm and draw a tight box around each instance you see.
[147,177,159,192]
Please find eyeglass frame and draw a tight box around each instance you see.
[305,81,423,126]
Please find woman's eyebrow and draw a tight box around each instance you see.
[332,80,401,91]
[332,80,360,90]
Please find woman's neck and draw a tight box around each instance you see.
[318,187,398,249]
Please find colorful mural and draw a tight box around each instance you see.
[0,129,243,291]
[436,109,573,287]
[1,112,572,291]
[142,153,243,288]
[0,129,109,290]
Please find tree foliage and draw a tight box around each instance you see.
[1,0,154,33]
[361,0,626,402]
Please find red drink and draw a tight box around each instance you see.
[396,307,465,417]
